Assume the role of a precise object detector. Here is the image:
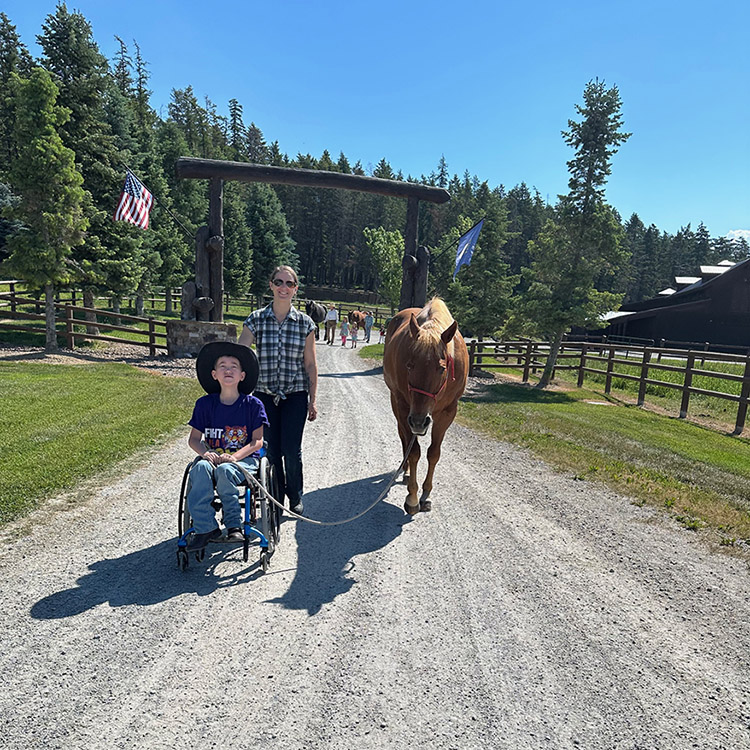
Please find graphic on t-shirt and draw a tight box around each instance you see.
[202,425,247,453]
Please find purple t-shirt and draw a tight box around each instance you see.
[189,393,269,457]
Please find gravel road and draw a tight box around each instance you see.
[0,339,749,750]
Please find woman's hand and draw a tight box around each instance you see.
[308,401,318,421]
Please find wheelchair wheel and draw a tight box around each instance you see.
[178,462,192,538]
[259,458,280,545]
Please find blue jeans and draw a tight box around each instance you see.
[186,457,258,533]
[257,391,308,507]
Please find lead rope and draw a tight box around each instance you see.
[237,434,417,527]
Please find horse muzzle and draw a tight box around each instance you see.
[408,413,432,436]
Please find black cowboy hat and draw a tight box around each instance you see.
[195,341,259,394]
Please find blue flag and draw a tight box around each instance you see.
[453,219,484,280]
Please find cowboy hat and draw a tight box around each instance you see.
[196,341,259,394]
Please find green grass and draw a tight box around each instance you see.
[458,381,750,543]
[0,361,201,524]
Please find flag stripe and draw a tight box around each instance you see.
[113,171,153,229]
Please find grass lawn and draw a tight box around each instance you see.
[0,361,201,524]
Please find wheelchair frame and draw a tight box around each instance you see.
[176,452,281,572]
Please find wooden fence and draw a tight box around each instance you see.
[0,293,167,355]
[468,339,750,435]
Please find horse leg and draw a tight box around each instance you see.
[404,436,421,515]
[419,405,455,512]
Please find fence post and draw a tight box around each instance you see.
[577,344,587,388]
[9,282,16,313]
[522,341,533,383]
[679,352,696,419]
[65,305,76,349]
[637,348,652,406]
[148,318,156,357]
[468,341,476,377]
[604,345,615,395]
[733,356,750,435]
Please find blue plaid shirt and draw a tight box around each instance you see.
[244,304,315,400]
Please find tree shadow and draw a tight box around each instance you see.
[265,473,408,615]
[463,381,576,405]
[320,366,383,378]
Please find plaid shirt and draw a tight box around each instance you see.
[244,304,315,400]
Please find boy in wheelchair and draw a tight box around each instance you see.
[186,341,268,551]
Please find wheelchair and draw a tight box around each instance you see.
[176,446,281,572]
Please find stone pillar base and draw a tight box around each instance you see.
[166,320,238,357]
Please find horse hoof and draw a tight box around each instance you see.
[419,499,432,512]
[404,501,420,516]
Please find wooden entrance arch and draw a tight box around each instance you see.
[175,157,450,320]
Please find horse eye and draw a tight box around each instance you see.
[406,361,413,370]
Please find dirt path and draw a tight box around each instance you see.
[0,339,748,749]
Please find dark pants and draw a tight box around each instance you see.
[257,391,308,507]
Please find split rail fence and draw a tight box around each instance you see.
[468,339,750,435]
[0,293,166,355]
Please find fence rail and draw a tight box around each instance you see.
[0,293,166,355]
[468,338,750,435]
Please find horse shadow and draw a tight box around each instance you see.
[266,473,408,615]
[30,474,407,620]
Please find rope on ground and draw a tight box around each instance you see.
[237,435,417,527]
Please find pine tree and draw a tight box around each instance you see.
[521,79,631,387]
[0,12,32,175]
[4,68,87,349]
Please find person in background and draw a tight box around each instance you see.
[364,311,374,343]
[239,266,317,516]
[340,318,349,347]
[324,303,338,345]
[350,322,358,348]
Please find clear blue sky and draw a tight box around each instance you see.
[5,0,749,238]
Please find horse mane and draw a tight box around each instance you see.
[412,298,455,356]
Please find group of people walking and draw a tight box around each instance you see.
[324,305,376,346]
[185,266,384,549]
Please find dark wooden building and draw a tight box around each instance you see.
[602,259,750,350]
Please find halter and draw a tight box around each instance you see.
[408,354,455,400]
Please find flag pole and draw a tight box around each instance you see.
[429,217,486,263]
[123,165,195,243]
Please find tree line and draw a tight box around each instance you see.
[1,5,747,352]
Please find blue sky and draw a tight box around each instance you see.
[4,0,749,238]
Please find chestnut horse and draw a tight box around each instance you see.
[383,298,468,515]
[348,310,367,328]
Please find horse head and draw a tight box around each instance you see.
[405,314,458,435]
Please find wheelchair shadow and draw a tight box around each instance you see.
[30,474,407,620]
[265,472,408,615]
[30,538,266,620]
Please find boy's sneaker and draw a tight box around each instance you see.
[187,527,221,551]
[225,527,244,542]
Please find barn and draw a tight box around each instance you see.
[601,258,750,350]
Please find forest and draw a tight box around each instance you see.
[1,5,748,343]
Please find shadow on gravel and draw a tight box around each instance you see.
[29,539,264,619]
[319,366,383,378]
[266,472,408,616]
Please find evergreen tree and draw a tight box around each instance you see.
[0,12,32,175]
[521,79,631,387]
[3,68,87,349]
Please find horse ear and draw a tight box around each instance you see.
[441,320,458,344]
[409,313,421,339]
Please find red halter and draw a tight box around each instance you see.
[408,354,455,400]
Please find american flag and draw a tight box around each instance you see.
[113,171,153,229]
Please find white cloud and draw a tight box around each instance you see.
[726,229,750,242]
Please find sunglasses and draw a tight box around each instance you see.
[272,279,297,288]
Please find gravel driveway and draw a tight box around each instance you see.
[0,340,748,749]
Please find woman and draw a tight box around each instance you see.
[239,266,318,515]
